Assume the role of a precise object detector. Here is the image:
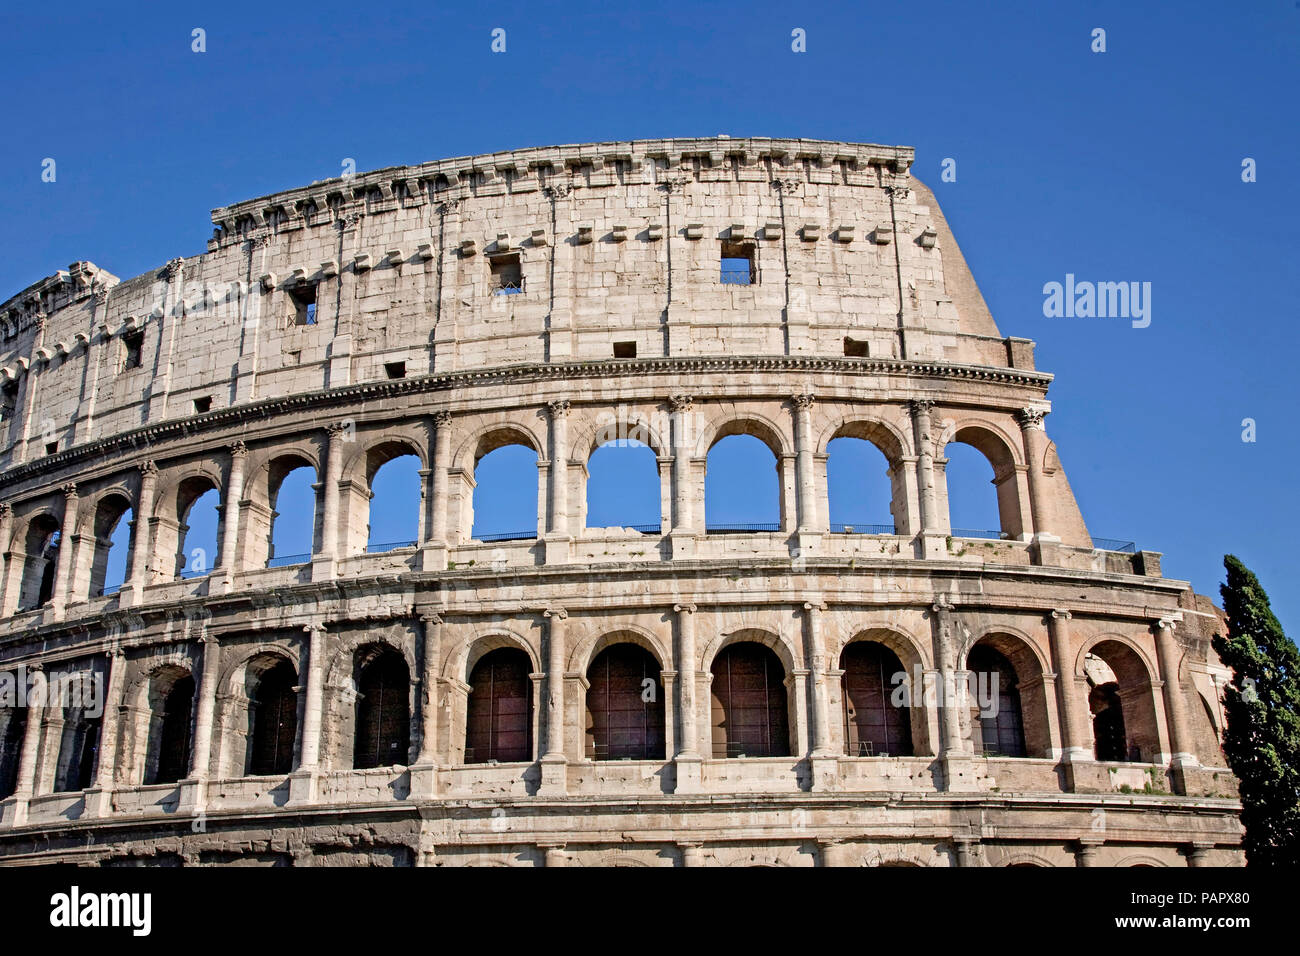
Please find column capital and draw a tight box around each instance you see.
[907,398,935,417]
[547,399,571,418]
[1154,616,1180,633]
[326,421,349,440]
[1015,406,1049,430]
[163,257,184,281]
[543,606,568,621]
[432,410,453,427]
[673,602,697,614]
[138,459,159,479]
[228,440,248,459]
[931,596,955,615]
[792,392,816,410]
[803,600,827,613]
[62,482,79,501]
[0,501,11,519]
[1050,608,1073,622]
[419,611,444,627]
[669,394,694,414]
[303,622,328,635]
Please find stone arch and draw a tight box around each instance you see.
[943,418,1027,539]
[450,420,545,473]
[700,625,798,674]
[1076,633,1162,763]
[153,469,223,580]
[838,626,931,757]
[71,487,135,602]
[444,627,541,683]
[345,641,413,769]
[1116,853,1170,867]
[218,647,301,778]
[343,433,427,485]
[325,625,417,690]
[571,410,668,460]
[246,445,322,566]
[567,623,670,674]
[964,630,1051,758]
[999,851,1056,868]
[818,414,910,462]
[14,509,61,611]
[697,411,790,459]
[128,660,197,786]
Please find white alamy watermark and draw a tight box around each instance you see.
[50,886,151,937]
[889,666,1001,718]
[1042,274,1151,328]
[0,666,103,718]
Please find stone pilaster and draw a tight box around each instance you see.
[122,461,158,606]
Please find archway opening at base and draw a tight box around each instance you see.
[246,658,298,776]
[465,648,533,763]
[710,642,789,758]
[584,643,665,760]
[966,644,1027,758]
[353,647,411,769]
[840,641,913,757]
[144,668,195,785]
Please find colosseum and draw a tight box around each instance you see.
[0,136,1242,866]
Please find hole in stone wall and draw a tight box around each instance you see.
[720,240,756,285]
[289,284,317,326]
[122,330,144,370]
[193,397,212,414]
[385,361,406,380]
[613,341,636,358]
[844,337,869,357]
[44,442,57,456]
[490,254,523,295]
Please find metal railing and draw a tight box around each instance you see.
[179,568,211,579]
[1092,537,1137,553]
[475,530,536,543]
[492,279,524,295]
[830,522,896,535]
[950,528,1010,540]
[705,522,781,533]
[100,583,122,596]
[720,266,753,285]
[267,553,311,568]
[366,540,417,554]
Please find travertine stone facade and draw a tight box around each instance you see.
[0,138,1241,866]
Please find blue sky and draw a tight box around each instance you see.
[3,1,1296,628]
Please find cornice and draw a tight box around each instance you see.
[0,354,1051,488]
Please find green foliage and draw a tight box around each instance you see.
[1211,555,1300,866]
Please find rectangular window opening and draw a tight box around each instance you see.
[613,341,636,359]
[122,330,144,370]
[385,361,406,380]
[193,396,212,414]
[45,441,58,456]
[720,240,756,285]
[844,337,869,358]
[490,254,523,295]
[289,284,318,326]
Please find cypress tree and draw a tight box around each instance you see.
[1211,555,1300,865]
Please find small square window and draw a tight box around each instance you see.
[385,361,406,380]
[720,240,756,285]
[844,337,869,358]
[193,397,212,414]
[490,254,523,295]
[613,341,636,359]
[289,284,318,326]
[122,330,144,370]
[45,442,58,456]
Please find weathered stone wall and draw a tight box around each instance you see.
[0,138,1242,866]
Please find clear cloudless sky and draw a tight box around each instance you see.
[1,1,1295,627]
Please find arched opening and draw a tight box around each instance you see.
[1084,641,1161,763]
[470,436,540,543]
[366,447,421,553]
[826,428,899,534]
[55,705,101,792]
[584,643,665,760]
[176,479,220,578]
[710,642,789,758]
[705,431,780,532]
[353,647,411,769]
[144,669,195,785]
[246,658,298,776]
[465,648,533,763]
[944,427,1025,540]
[18,514,60,611]
[967,644,1026,758]
[89,495,133,598]
[0,707,27,798]
[1090,682,1127,762]
[840,641,912,757]
[267,460,317,567]
[585,440,660,533]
